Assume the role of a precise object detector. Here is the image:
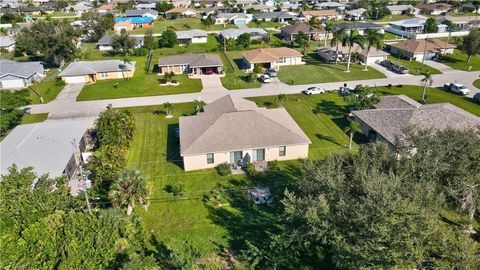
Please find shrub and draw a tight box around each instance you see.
[133,47,148,56]
[216,163,231,176]
[245,163,257,177]
[165,183,185,196]
[267,160,280,170]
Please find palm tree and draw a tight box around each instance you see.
[324,21,334,46]
[109,169,149,216]
[420,71,433,101]
[341,29,365,72]
[330,28,347,65]
[363,29,384,71]
[163,102,173,118]
[277,94,287,107]
[473,1,480,27]
[344,121,361,150]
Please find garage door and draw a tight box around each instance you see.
[1,79,26,89]
[64,76,86,84]
[367,56,386,65]
[235,19,246,26]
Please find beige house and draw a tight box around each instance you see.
[179,95,311,171]
[58,60,135,84]
[157,54,223,75]
[242,47,304,72]
[317,44,390,65]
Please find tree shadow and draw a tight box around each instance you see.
[316,134,344,147]
[166,124,183,170]
[232,58,248,69]
[312,100,348,118]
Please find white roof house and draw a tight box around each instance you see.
[219,28,268,40]
[0,36,15,52]
[0,59,45,89]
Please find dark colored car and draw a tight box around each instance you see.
[473,92,480,104]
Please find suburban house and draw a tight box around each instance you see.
[176,29,208,45]
[249,4,276,13]
[135,3,156,10]
[317,44,390,65]
[389,39,455,61]
[58,60,136,84]
[436,16,480,31]
[179,95,311,171]
[200,0,224,7]
[386,5,416,15]
[344,8,366,21]
[165,7,197,19]
[157,53,223,75]
[214,13,253,26]
[65,1,92,14]
[386,18,447,36]
[219,28,268,41]
[0,59,45,89]
[315,2,346,10]
[171,0,191,8]
[0,35,15,52]
[124,9,158,19]
[96,35,144,51]
[280,2,300,12]
[415,3,452,15]
[97,3,116,14]
[234,0,258,8]
[114,17,154,32]
[242,47,304,72]
[351,95,480,148]
[334,22,384,35]
[0,117,96,195]
[461,2,480,13]
[253,11,298,23]
[280,22,325,41]
[300,10,341,21]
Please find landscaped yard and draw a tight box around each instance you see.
[247,21,285,28]
[219,51,261,90]
[474,79,480,90]
[388,55,442,75]
[21,113,48,124]
[278,53,386,85]
[28,69,65,104]
[439,49,480,71]
[156,34,220,55]
[128,18,237,34]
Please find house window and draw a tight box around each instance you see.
[279,146,286,156]
[206,153,214,164]
[278,57,286,63]
[100,72,108,78]
[252,149,265,161]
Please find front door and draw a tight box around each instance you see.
[230,151,243,164]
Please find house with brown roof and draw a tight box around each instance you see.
[179,95,311,171]
[157,53,223,75]
[317,44,389,65]
[352,95,480,148]
[242,47,304,72]
[165,7,196,19]
[390,39,455,61]
[416,3,452,15]
[280,22,325,41]
[300,10,342,21]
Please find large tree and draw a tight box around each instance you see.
[423,17,439,33]
[143,29,156,50]
[341,28,364,72]
[363,29,384,71]
[158,28,177,48]
[81,12,115,42]
[15,20,80,66]
[330,27,347,65]
[95,108,135,149]
[344,84,380,109]
[0,90,29,134]
[156,1,174,13]
[294,31,309,54]
[112,31,136,55]
[109,169,150,216]
[462,28,480,63]
[236,33,251,48]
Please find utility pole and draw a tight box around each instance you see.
[421,36,429,70]
[71,140,91,213]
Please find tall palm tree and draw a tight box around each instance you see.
[109,169,149,216]
[324,21,334,46]
[342,29,365,72]
[363,29,384,71]
[163,102,173,117]
[330,28,347,65]
[420,71,433,101]
[343,121,361,150]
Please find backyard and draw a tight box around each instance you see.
[128,18,237,34]
[439,49,480,71]
[219,51,261,90]
[388,55,442,75]
[277,53,386,85]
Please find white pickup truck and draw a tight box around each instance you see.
[444,83,470,95]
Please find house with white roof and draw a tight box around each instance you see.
[386,18,447,37]
[58,60,136,84]
[344,8,366,21]
[124,9,158,19]
[176,29,208,44]
[0,35,15,52]
[219,28,268,41]
[386,5,416,15]
[65,2,93,14]
[0,59,45,89]
[214,13,253,26]
[135,3,156,10]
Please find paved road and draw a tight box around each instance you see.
[25,70,480,117]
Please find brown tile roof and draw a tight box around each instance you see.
[166,7,196,14]
[179,95,311,156]
[391,38,456,54]
[415,3,452,12]
[242,47,303,64]
[281,22,325,35]
[301,10,339,17]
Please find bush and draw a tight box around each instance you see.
[267,160,280,170]
[55,77,66,87]
[245,163,257,177]
[216,163,231,176]
[133,47,148,56]
[165,183,185,196]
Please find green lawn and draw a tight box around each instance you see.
[384,32,405,40]
[474,79,480,90]
[369,14,412,22]
[278,53,386,85]
[76,56,202,101]
[439,49,480,71]
[21,113,48,124]
[388,55,442,75]
[220,51,261,90]
[449,12,478,17]
[156,34,220,55]
[128,18,237,34]
[247,21,285,28]
[28,69,65,104]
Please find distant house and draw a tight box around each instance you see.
[280,2,300,12]
[389,39,455,61]
[165,7,196,19]
[253,11,298,23]
[179,95,311,171]
[157,53,223,75]
[114,17,154,32]
[0,59,45,89]
[317,44,389,64]
[386,5,416,15]
[176,29,208,44]
[352,95,480,148]
[65,1,93,14]
[436,15,480,31]
[461,2,480,14]
[58,60,136,84]
[0,36,15,52]
[97,3,116,14]
[96,35,144,51]
[416,3,452,15]
[344,8,366,21]
[315,2,347,11]
[249,4,276,13]
[219,28,268,41]
[280,22,325,41]
[135,3,156,10]
[300,10,341,21]
[214,13,253,26]
[234,0,257,8]
[200,0,223,8]
[171,0,191,8]
[387,18,428,35]
[334,22,384,35]
[242,47,304,72]
[124,9,158,19]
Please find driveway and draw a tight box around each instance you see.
[370,62,413,79]
[199,75,226,92]
[424,60,457,73]
[53,83,85,102]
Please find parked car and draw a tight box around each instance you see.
[391,64,408,74]
[473,92,480,104]
[266,68,277,77]
[302,87,325,95]
[339,86,354,96]
[379,60,394,69]
[444,83,470,95]
[260,74,271,83]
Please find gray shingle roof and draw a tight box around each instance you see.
[0,59,43,79]
[180,95,311,156]
[219,28,268,39]
[0,36,15,47]
[58,60,136,77]
[96,35,144,46]
[175,29,208,40]
[158,54,222,68]
[253,11,297,20]
[353,96,480,145]
[124,9,158,17]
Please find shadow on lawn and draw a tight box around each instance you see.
[312,100,348,117]
[166,124,183,170]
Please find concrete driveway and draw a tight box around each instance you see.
[53,83,85,102]
[199,75,226,92]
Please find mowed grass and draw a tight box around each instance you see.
[128,18,237,34]
[388,55,442,75]
[156,34,220,55]
[278,53,386,85]
[21,113,48,124]
[220,51,261,90]
[474,79,480,90]
[440,49,480,71]
[27,69,64,104]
